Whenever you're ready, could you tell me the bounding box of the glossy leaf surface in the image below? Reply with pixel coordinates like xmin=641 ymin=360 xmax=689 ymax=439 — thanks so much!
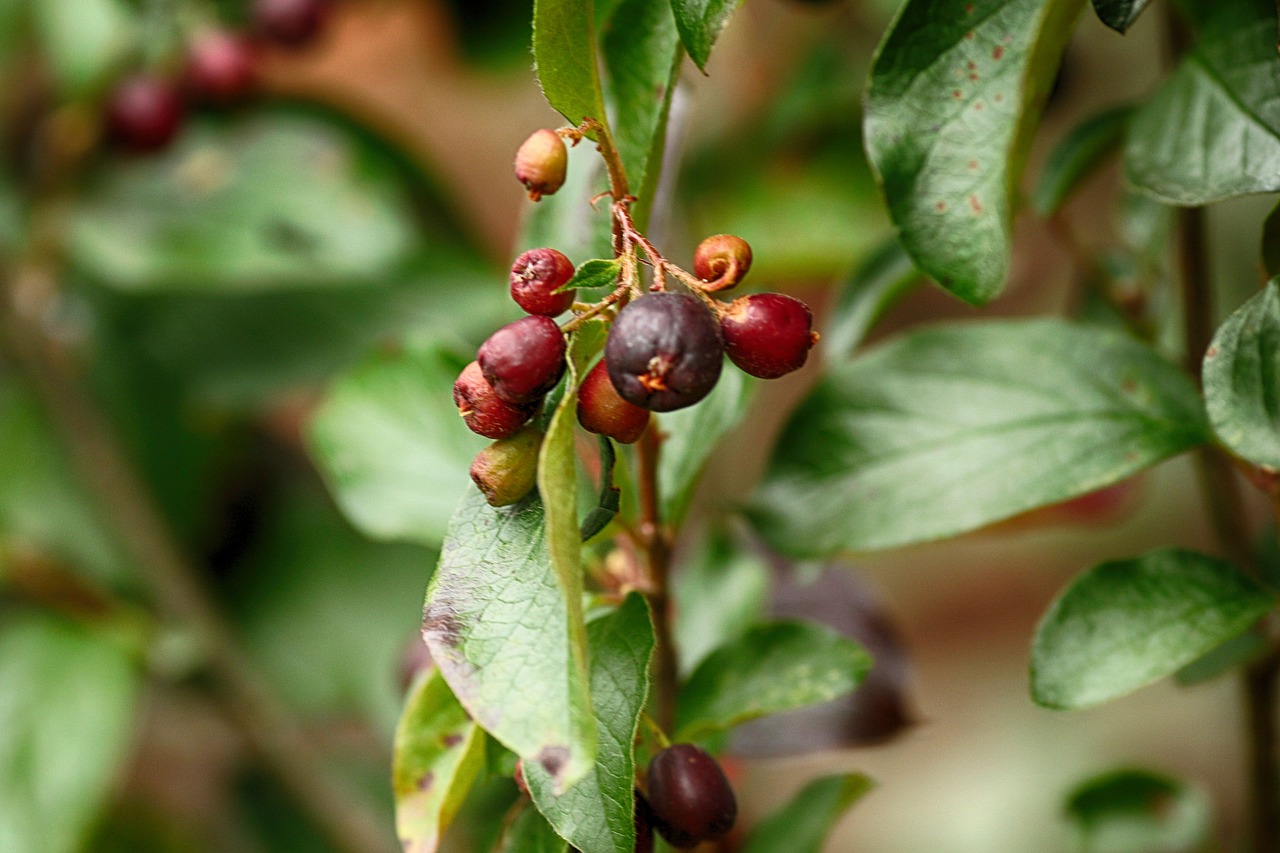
xmin=1090 ymin=0 xmax=1152 ymax=33
xmin=533 ymin=0 xmax=607 ymax=127
xmin=670 ymin=0 xmax=741 ymax=71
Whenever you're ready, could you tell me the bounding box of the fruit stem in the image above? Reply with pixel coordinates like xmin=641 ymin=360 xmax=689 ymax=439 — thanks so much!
xmin=636 ymin=422 xmax=679 ymax=732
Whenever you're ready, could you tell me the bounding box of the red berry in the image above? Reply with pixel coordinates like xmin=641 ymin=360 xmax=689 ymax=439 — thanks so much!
xmin=514 ymin=129 xmax=568 ymax=201
xmin=646 ymin=744 xmax=737 ymax=848
xmin=253 ymin=0 xmax=332 ymax=48
xmin=453 ymin=361 xmax=536 ymax=439
xmin=693 ymin=234 xmax=752 ymax=292
xmin=477 ymin=316 xmax=567 ymax=406
xmin=510 ymin=248 xmax=576 ymax=316
xmin=605 ymin=292 xmax=724 ymax=413
xmin=105 ymin=73 xmax=185 ymax=153
xmin=720 ymin=293 xmax=817 ymax=378
xmin=577 ymin=359 xmax=650 ymax=444
xmin=185 ymin=30 xmax=258 ymax=105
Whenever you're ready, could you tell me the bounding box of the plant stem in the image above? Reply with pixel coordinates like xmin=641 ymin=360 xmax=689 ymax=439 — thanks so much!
xmin=0 ymin=266 xmax=397 ymax=853
xmin=636 ymin=424 xmax=678 ymax=732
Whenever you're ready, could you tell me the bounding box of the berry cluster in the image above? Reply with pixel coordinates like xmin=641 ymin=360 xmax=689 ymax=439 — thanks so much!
xmin=456 ymin=127 xmax=819 ymax=507
xmin=104 ymin=0 xmax=334 ymax=154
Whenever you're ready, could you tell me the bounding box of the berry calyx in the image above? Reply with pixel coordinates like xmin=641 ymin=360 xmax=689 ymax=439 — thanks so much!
xmin=605 ymin=292 xmax=724 ymax=413
xmin=105 ymin=73 xmax=186 ymax=153
xmin=721 ymin=292 xmax=818 ymax=378
xmin=510 ymin=248 xmax=576 ymax=316
xmin=453 ymin=361 xmax=537 ymax=439
xmin=470 ymin=425 xmax=543 ymax=507
xmin=253 ymin=0 xmax=333 ymax=48
xmin=477 ymin=315 xmax=567 ymax=405
xmin=184 ymin=30 xmax=258 ymax=105
xmin=645 ymin=744 xmax=737 ymax=848
xmin=577 ymin=359 xmax=650 ymax=444
xmin=514 ymin=129 xmax=568 ymax=201
xmin=693 ymin=234 xmax=752 ymax=292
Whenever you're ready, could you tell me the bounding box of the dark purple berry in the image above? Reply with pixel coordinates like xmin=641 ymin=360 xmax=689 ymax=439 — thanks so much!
xmin=453 ymin=361 xmax=536 ymax=439
xmin=514 ymin=129 xmax=567 ymax=201
xmin=105 ymin=73 xmax=185 ymax=153
xmin=646 ymin=744 xmax=737 ymax=848
xmin=510 ymin=248 xmax=576 ymax=316
xmin=253 ymin=0 xmax=332 ymax=48
xmin=604 ymin=293 xmax=724 ymax=413
xmin=693 ymin=234 xmax=752 ymax=292
xmin=477 ymin=316 xmax=567 ymax=406
xmin=721 ymin=293 xmax=817 ymax=379
xmin=634 ymin=791 xmax=655 ymax=853
xmin=185 ymin=29 xmax=258 ymax=105
xmin=577 ymin=359 xmax=650 ymax=444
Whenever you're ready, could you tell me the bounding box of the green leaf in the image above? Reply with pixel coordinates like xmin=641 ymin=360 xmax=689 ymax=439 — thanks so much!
xmin=0 ymin=614 xmax=140 ymax=853
xmin=1203 ymin=279 xmax=1280 ymax=470
xmin=533 ymin=0 xmax=608 ymax=127
xmin=1032 ymin=106 xmax=1132 ymax=216
xmin=675 ymin=620 xmax=871 ymax=742
xmin=1126 ymin=0 xmax=1280 ymax=204
xmin=309 ymin=344 xmax=478 ymax=547
xmin=865 ymin=0 xmax=1082 ymax=304
xmin=34 ymin=0 xmax=135 ymax=96
xmin=1175 ymin=629 xmax=1267 ymax=686
xmin=670 ymin=0 xmax=743 ymax=71
xmin=751 ymin=319 xmax=1209 ymax=556
xmin=673 ymin=528 xmax=769 ymax=676
xmin=1031 ymin=548 xmax=1274 ymax=710
xmin=1065 ymin=768 xmax=1211 ymax=853
xmin=494 ymin=804 xmax=569 ymax=853
xmin=740 ymin=773 xmax=874 ymax=853
xmin=1262 ymin=200 xmax=1280 ymax=278
xmin=1090 ymin=0 xmax=1152 ymax=33
xmin=69 ymin=115 xmax=418 ymax=291
xmin=822 ymin=238 xmax=923 ymax=363
xmin=559 ymin=259 xmax=621 ymax=293
xmin=393 ymin=668 xmax=487 ymax=853
xmin=423 ymin=492 xmax=596 ymax=791
xmin=657 ymin=367 xmax=754 ymax=523
xmin=527 ymin=593 xmax=654 ymax=853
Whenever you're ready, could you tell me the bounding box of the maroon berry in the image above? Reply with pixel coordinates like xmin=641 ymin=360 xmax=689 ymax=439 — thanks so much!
xmin=605 ymin=292 xmax=723 ymax=413
xmin=514 ymin=129 xmax=568 ymax=201
xmin=577 ymin=359 xmax=649 ymax=444
xmin=693 ymin=234 xmax=752 ymax=292
xmin=105 ymin=73 xmax=185 ymax=153
xmin=721 ymin=293 xmax=818 ymax=379
xmin=645 ymin=744 xmax=737 ymax=848
xmin=453 ymin=361 xmax=536 ymax=439
xmin=634 ymin=791 xmax=655 ymax=853
xmin=477 ymin=316 xmax=567 ymax=406
xmin=253 ymin=0 xmax=332 ymax=48
xmin=510 ymin=248 xmax=576 ymax=316
xmin=185 ymin=30 xmax=258 ymax=105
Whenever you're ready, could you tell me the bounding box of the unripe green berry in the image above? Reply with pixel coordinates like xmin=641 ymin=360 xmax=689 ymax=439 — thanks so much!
xmin=514 ymin=129 xmax=568 ymax=201
xmin=693 ymin=234 xmax=752 ymax=292
xmin=470 ymin=425 xmax=543 ymax=507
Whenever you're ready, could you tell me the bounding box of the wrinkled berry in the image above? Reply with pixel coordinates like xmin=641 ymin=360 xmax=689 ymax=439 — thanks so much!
xmin=470 ymin=425 xmax=542 ymax=507
xmin=693 ymin=234 xmax=752 ymax=292
xmin=253 ymin=0 xmax=332 ymax=48
xmin=646 ymin=744 xmax=737 ymax=848
xmin=576 ymin=359 xmax=650 ymax=444
xmin=510 ymin=248 xmax=576 ymax=316
xmin=514 ymin=129 xmax=567 ymax=201
xmin=604 ymin=293 xmax=723 ymax=413
xmin=105 ymin=73 xmax=185 ymax=153
xmin=185 ymin=30 xmax=258 ymax=105
xmin=721 ymin=293 xmax=817 ymax=378
xmin=478 ymin=316 xmax=567 ymax=405
xmin=453 ymin=361 xmax=536 ymax=439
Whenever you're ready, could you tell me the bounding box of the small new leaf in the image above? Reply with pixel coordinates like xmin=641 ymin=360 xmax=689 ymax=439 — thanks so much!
xmin=557 ymin=259 xmax=622 ymax=294
xmin=670 ymin=0 xmax=743 ymax=71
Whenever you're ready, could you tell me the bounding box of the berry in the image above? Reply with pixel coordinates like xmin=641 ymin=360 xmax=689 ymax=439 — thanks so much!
xmin=105 ymin=73 xmax=185 ymax=153
xmin=514 ymin=129 xmax=568 ymax=201
xmin=721 ymin=293 xmax=818 ymax=378
xmin=510 ymin=248 xmax=576 ymax=316
xmin=470 ymin=425 xmax=542 ymax=507
xmin=605 ymin=292 xmax=724 ymax=413
xmin=693 ymin=234 xmax=752 ymax=292
xmin=634 ymin=791 xmax=655 ymax=853
xmin=253 ymin=0 xmax=332 ymax=48
xmin=477 ymin=316 xmax=567 ymax=406
xmin=645 ymin=744 xmax=737 ymax=848
xmin=453 ymin=361 xmax=536 ymax=439
xmin=185 ymin=30 xmax=258 ymax=105
xmin=577 ymin=359 xmax=649 ymax=444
